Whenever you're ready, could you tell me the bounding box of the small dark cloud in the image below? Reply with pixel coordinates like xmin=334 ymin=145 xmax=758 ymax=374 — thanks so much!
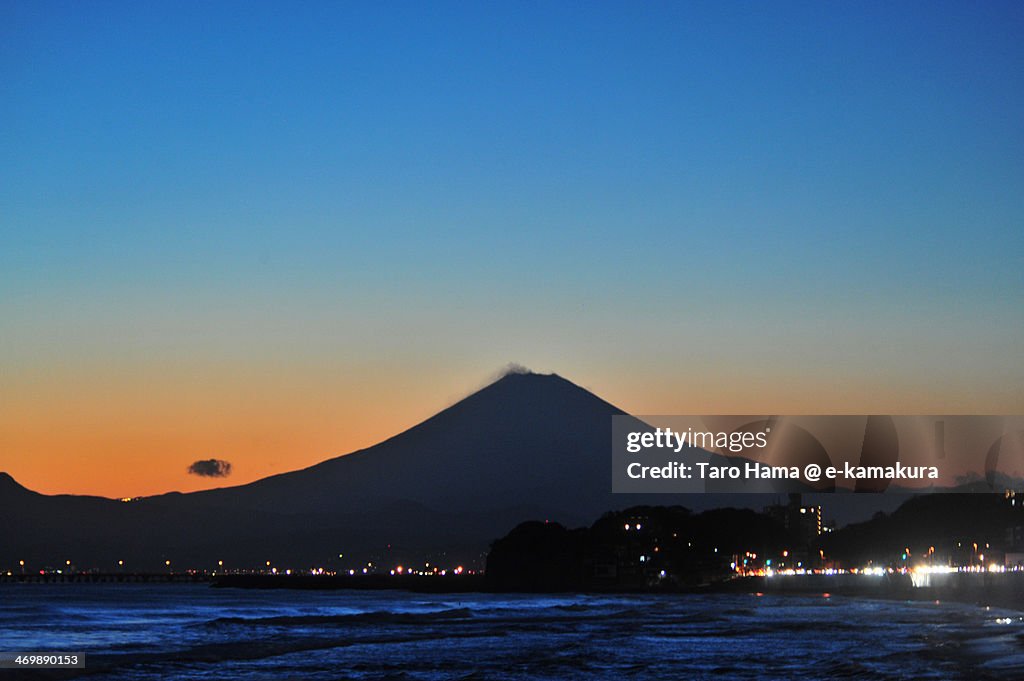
xmin=187 ymin=459 xmax=232 ymax=478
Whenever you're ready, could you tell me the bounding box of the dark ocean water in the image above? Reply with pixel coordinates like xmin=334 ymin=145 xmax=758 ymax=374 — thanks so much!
xmin=1 ymin=584 xmax=1022 ymax=680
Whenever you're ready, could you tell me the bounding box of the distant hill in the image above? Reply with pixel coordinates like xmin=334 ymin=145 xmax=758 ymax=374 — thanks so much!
xmin=822 ymin=493 xmax=1020 ymax=565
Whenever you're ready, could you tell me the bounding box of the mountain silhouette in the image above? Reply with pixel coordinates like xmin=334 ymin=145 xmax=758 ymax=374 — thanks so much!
xmin=1 ymin=372 xmax=659 ymax=569
xmin=192 ymin=371 xmax=629 ymax=514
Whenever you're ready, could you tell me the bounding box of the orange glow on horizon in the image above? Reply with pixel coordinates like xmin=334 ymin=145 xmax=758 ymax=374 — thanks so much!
xmin=3 ymin=363 xmax=1020 ymax=498
xmin=1 ymin=362 xmax=477 ymax=498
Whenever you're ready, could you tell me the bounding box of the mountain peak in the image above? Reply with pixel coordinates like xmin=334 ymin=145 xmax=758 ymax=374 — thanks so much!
xmin=490 ymin=368 xmax=563 ymax=385
xmin=467 ymin=369 xmax=617 ymax=413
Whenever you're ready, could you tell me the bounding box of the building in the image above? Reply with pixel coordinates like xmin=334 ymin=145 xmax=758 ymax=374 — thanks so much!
xmin=766 ymin=493 xmax=822 ymax=545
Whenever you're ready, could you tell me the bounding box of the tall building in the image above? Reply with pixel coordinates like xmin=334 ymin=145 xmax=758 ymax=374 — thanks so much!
xmin=766 ymin=493 xmax=822 ymax=545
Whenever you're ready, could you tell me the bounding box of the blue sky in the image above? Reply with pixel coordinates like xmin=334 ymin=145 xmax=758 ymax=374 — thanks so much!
xmin=1 ymin=1 xmax=1022 ymax=493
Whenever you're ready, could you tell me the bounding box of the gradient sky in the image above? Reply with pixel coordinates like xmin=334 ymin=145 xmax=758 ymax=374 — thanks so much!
xmin=2 ymin=1 xmax=1022 ymax=498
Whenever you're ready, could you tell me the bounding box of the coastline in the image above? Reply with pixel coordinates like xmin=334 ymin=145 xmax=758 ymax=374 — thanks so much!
xmin=209 ymin=570 xmax=1024 ymax=612
xmin=707 ymin=572 xmax=1024 ymax=612
xmin=7 ymin=570 xmax=1022 ymax=613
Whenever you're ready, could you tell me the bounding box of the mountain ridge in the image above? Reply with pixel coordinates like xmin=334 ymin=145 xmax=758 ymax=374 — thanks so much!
xmin=0 ymin=371 xmax=648 ymax=568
